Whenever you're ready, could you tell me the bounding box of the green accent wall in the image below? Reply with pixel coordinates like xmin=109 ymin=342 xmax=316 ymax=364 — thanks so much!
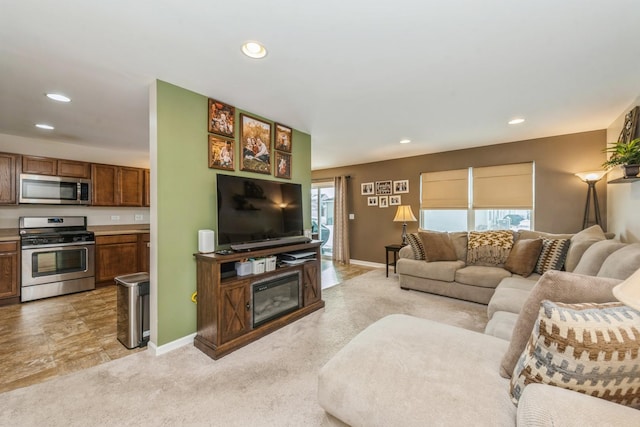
xmin=156 ymin=80 xmax=311 ymax=345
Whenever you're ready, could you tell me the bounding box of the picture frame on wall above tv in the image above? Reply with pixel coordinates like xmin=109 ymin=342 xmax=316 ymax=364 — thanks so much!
xmin=274 ymin=151 xmax=292 ymax=179
xmin=208 ymin=98 xmax=235 ymax=138
xmin=275 ymin=123 xmax=292 ymax=153
xmin=241 ymin=113 xmax=272 ymax=175
xmin=208 ymin=135 xmax=234 ymax=171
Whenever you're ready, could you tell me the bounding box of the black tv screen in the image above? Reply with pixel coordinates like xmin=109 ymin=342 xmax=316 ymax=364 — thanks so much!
xmin=217 ymin=174 xmax=304 ymax=246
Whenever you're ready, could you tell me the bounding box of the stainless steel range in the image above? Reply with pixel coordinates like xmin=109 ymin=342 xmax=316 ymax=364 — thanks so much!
xmin=19 ymin=216 xmax=95 ymax=302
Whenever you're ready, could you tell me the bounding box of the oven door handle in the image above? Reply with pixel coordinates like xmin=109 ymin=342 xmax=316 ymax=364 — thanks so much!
xmin=21 ymin=241 xmax=95 ymax=250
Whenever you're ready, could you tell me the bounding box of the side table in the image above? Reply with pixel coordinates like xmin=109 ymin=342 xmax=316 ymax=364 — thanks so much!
xmin=385 ymin=244 xmax=405 ymax=277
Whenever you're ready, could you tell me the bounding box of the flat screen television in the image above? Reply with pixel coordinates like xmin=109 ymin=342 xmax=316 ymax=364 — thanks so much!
xmin=216 ymin=174 xmax=305 ymax=250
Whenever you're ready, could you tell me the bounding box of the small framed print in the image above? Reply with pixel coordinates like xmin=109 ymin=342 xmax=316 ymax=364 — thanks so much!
xmin=361 ymin=182 xmax=374 ymax=195
xmin=240 ymin=114 xmax=272 ymax=175
xmin=208 ymin=135 xmax=234 ymax=171
xmin=394 ymin=180 xmax=409 ymax=194
xmin=274 ymin=151 xmax=292 ymax=179
xmin=208 ymin=98 xmax=235 ymax=138
xmin=367 ymin=196 xmax=378 ymax=206
xmin=379 ymin=196 xmax=389 ymax=208
xmin=389 ymin=195 xmax=401 ymax=205
xmin=376 ymin=180 xmax=392 ymax=195
xmin=275 ymin=123 xmax=293 ymax=152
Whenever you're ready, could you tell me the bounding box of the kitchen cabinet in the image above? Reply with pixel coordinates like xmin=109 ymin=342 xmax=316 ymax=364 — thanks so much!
xmin=0 ymin=153 xmax=19 ymax=205
xmin=194 ymin=241 xmax=323 ymax=359
xmin=92 ymin=164 xmax=144 ymax=207
xmin=0 ymin=241 xmax=19 ymax=303
xmin=143 ymin=169 xmax=150 ymax=207
xmin=139 ymin=233 xmax=150 ymax=273
xmin=22 ymin=155 xmax=90 ymax=178
xmin=95 ymin=234 xmax=140 ymax=285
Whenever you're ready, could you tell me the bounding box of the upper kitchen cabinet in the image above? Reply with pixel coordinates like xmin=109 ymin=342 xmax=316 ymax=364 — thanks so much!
xmin=22 ymin=155 xmax=91 ymax=179
xmin=0 ymin=153 xmax=19 ymax=205
xmin=92 ymin=164 xmax=145 ymax=207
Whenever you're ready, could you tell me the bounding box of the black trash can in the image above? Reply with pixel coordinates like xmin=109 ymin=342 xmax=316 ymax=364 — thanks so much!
xmin=116 ymin=272 xmax=150 ymax=349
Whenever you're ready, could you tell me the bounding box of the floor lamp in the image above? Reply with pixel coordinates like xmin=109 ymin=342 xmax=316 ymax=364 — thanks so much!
xmin=575 ymin=171 xmax=607 ymax=229
xmin=393 ymin=205 xmax=417 ymax=245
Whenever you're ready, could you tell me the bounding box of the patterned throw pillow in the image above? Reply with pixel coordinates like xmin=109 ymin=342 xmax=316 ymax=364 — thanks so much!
xmin=466 ymin=230 xmax=514 ymax=266
xmin=405 ymin=233 xmax=425 ymax=260
xmin=534 ymin=238 xmax=570 ymax=275
xmin=510 ymin=301 xmax=640 ymax=408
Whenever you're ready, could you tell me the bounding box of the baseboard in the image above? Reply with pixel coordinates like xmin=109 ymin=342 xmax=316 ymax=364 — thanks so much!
xmin=350 ymin=259 xmax=385 ymax=268
xmin=148 ymin=332 xmax=196 ymax=356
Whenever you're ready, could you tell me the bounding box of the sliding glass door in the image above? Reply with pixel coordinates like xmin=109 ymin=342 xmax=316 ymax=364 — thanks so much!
xmin=311 ymin=182 xmax=334 ymax=256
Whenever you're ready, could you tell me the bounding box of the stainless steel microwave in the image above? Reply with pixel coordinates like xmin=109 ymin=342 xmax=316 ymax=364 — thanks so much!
xmin=19 ymin=174 xmax=91 ymax=205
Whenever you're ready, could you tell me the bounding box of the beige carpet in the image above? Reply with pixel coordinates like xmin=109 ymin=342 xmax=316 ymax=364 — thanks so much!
xmin=0 ymin=269 xmax=487 ymax=426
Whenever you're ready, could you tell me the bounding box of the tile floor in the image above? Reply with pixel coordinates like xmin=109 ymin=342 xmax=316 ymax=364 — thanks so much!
xmin=0 ymin=260 xmax=374 ymax=394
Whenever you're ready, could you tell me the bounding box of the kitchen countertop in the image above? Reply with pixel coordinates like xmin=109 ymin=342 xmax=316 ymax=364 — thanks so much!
xmin=0 ymin=228 xmax=19 ymax=242
xmin=89 ymin=224 xmax=150 ymax=236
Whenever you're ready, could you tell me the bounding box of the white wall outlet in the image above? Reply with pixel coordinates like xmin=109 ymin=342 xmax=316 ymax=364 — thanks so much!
xmin=110 ymin=215 xmax=120 ymax=221
xmin=349 ymin=213 xmax=355 ymax=220
xmin=135 ymin=214 xmax=144 ymax=221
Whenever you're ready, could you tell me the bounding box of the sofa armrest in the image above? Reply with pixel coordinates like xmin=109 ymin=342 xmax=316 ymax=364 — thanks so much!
xmin=398 ymin=244 xmax=415 ymax=259
xmin=517 ymin=384 xmax=640 ymax=426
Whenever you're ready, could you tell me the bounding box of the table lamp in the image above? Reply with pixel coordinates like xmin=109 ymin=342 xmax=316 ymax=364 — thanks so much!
xmin=574 ymin=170 xmax=607 ymax=229
xmin=393 ymin=205 xmax=417 ymax=245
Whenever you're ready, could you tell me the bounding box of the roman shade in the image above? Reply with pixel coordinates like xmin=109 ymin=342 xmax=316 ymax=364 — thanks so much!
xmin=420 ymin=169 xmax=468 ymax=209
xmin=472 ymin=162 xmax=533 ymax=209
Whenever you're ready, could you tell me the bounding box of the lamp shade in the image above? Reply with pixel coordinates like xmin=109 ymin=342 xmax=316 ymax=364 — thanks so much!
xmin=393 ymin=205 xmax=417 ymax=222
xmin=613 ymin=268 xmax=640 ymax=311
xmin=575 ymin=170 xmax=607 ymax=182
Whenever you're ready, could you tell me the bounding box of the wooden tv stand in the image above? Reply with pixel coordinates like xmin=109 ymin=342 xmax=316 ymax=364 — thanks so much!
xmin=193 ymin=241 xmax=324 ymax=359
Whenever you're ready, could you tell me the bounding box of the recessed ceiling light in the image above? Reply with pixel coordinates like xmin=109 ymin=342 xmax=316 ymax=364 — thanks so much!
xmin=46 ymin=93 xmax=71 ymax=103
xmin=241 ymin=41 xmax=267 ymax=59
xmin=35 ymin=123 xmax=54 ymax=130
xmin=399 ymin=139 xmax=411 ymax=144
xmin=508 ymin=118 xmax=525 ymax=125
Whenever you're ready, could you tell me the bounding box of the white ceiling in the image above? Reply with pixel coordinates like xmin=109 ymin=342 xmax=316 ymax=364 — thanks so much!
xmin=2 ymin=1 xmax=640 ymax=170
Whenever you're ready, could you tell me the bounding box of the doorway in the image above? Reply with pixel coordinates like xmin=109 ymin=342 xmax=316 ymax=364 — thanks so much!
xmin=311 ymin=182 xmax=334 ymax=257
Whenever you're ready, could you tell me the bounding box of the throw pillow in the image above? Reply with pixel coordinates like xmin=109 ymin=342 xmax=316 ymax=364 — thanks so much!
xmin=499 ymin=270 xmax=622 ymax=378
xmin=534 ymin=238 xmax=570 ymax=275
xmin=466 ymin=230 xmax=514 ymax=266
xmin=504 ymin=238 xmax=543 ymax=277
xmin=405 ymin=233 xmax=425 ymax=260
xmin=510 ymin=301 xmax=640 ymax=408
xmin=564 ymin=225 xmax=606 ymax=272
xmin=418 ymin=231 xmax=457 ymax=262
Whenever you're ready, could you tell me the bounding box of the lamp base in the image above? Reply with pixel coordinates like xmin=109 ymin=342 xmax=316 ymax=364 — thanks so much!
xmin=401 ymin=223 xmax=408 ymax=245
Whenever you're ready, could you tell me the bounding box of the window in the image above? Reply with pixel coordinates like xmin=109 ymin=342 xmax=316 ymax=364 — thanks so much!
xmin=420 ymin=163 xmax=534 ymax=232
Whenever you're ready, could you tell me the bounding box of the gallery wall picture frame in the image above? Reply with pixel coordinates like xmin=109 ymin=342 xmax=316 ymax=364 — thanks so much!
xmin=208 ymin=98 xmax=235 ymax=138
xmin=367 ymin=196 xmax=378 ymax=206
xmin=618 ymin=106 xmax=639 ymax=144
xmin=275 ymin=123 xmax=293 ymax=153
xmin=394 ymin=180 xmax=409 ymax=194
xmin=240 ymin=113 xmax=272 ymax=175
xmin=389 ymin=195 xmax=401 ymax=205
xmin=208 ymin=135 xmax=235 ymax=171
xmin=361 ymin=182 xmax=374 ymax=195
xmin=376 ymin=180 xmax=392 ymax=195
xmin=274 ymin=151 xmax=292 ymax=179
xmin=379 ymin=196 xmax=389 ymax=208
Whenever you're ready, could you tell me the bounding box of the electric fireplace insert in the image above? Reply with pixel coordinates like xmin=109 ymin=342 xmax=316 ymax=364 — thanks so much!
xmin=252 ymin=272 xmax=301 ymax=328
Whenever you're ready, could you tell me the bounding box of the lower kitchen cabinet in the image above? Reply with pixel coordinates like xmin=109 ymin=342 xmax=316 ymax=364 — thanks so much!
xmin=0 ymin=241 xmax=19 ymax=303
xmin=95 ymin=233 xmax=151 ymax=286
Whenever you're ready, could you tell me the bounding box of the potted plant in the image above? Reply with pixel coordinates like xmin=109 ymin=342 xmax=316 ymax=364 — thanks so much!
xmin=602 ymin=137 xmax=640 ymax=178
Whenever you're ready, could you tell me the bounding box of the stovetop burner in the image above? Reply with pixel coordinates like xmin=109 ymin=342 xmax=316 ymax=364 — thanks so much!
xmin=19 ymin=216 xmax=94 ymax=247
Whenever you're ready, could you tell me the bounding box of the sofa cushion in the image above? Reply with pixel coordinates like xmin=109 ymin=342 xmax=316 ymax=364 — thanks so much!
xmin=510 ymin=301 xmax=640 ymax=408
xmin=466 ymin=230 xmax=514 ymax=266
xmin=504 ymin=238 xmax=543 ymax=277
xmin=487 ymin=276 xmax=539 ymax=320
xmin=517 ymin=383 xmax=640 ymax=427
xmin=405 ymin=232 xmax=425 ymax=260
xmin=455 ymin=265 xmax=512 ymax=289
xmin=533 ymin=238 xmax=570 ymax=274
xmin=572 ymin=239 xmax=626 ymax=276
xmin=499 ymin=271 xmax=621 ymax=378
xmin=318 ymin=314 xmax=515 ymax=427
xmin=449 ymin=231 xmax=468 ymax=262
xmin=564 ymin=225 xmax=606 ymax=272
xmin=396 ymin=259 xmax=465 ymax=282
xmin=419 ymin=231 xmax=457 ymax=262
xmin=597 ymin=243 xmax=640 ymax=280
xmin=485 ymin=311 xmax=519 ymax=341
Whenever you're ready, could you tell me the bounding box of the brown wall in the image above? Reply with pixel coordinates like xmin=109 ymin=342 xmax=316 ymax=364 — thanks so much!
xmin=313 ymin=130 xmax=607 ymax=264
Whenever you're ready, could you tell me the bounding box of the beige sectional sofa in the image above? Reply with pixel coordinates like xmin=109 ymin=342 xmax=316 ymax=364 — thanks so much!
xmin=318 ymin=230 xmax=640 ymax=426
